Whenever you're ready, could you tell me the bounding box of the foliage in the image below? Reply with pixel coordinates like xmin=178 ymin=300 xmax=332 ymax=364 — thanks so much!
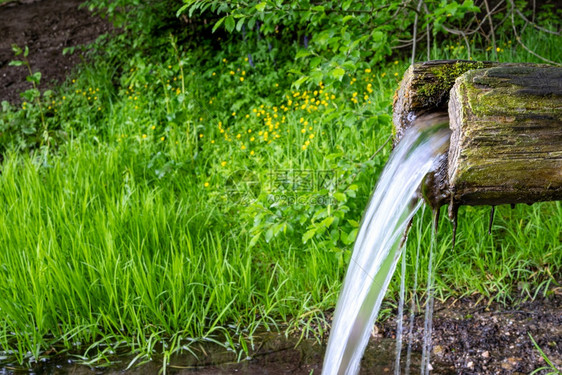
xmin=180 ymin=0 xmax=482 ymax=88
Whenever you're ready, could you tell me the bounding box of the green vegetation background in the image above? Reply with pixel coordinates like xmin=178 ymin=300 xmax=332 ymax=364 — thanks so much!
xmin=0 ymin=0 xmax=560 ymax=368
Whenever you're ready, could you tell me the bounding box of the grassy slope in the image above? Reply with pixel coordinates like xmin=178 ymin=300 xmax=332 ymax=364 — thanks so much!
xmin=0 ymin=18 xmax=560 ymax=366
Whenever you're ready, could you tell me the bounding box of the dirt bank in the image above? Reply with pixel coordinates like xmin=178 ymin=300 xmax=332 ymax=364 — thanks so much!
xmin=0 ymin=0 xmax=112 ymax=104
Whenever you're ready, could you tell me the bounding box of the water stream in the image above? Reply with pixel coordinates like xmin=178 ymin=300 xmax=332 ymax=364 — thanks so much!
xmin=322 ymin=122 xmax=450 ymax=375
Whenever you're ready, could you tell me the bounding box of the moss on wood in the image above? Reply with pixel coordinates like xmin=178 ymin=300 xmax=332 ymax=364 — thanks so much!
xmin=416 ymin=61 xmax=485 ymax=105
xmin=448 ymin=66 xmax=562 ymax=206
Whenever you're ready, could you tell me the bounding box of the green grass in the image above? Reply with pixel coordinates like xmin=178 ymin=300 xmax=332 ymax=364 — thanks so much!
xmin=0 ymin=141 xmax=343 ymax=363
xmin=0 ymin=15 xmax=561 ymax=369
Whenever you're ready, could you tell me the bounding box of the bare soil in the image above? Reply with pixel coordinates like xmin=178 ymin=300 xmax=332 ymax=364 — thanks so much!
xmin=0 ymin=0 xmax=112 ymax=104
xmin=383 ymin=293 xmax=562 ymax=374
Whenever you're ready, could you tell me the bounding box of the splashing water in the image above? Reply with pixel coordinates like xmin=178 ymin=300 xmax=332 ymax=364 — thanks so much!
xmin=322 ymin=122 xmax=450 ymax=375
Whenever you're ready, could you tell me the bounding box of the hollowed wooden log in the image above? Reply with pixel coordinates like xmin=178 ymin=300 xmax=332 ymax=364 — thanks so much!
xmin=392 ymin=60 xmax=496 ymax=145
xmin=448 ymin=66 xmax=562 ymax=206
xmin=393 ymin=60 xmax=562 ymax=209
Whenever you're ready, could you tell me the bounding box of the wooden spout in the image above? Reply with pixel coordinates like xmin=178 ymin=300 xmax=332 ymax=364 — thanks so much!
xmin=393 ymin=60 xmax=562 ymax=209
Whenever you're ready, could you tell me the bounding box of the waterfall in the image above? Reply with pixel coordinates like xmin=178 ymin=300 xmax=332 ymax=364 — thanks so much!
xmin=322 ymin=121 xmax=450 ymax=375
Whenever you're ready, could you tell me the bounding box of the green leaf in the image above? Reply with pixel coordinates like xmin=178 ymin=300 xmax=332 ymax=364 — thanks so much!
xmin=264 ymin=227 xmax=274 ymax=243
xmin=62 ymin=47 xmax=76 ymax=56
xmin=21 ymin=89 xmax=38 ymax=101
xmin=302 ymin=229 xmax=316 ymax=244
xmin=1 ymin=101 xmax=11 ymax=112
xmin=295 ymin=49 xmax=311 ymax=59
xmin=255 ymin=2 xmax=266 ymax=12
xmin=309 ymin=70 xmax=324 ymax=85
xmin=176 ymin=3 xmax=189 ymax=17
xmin=372 ymin=30 xmax=385 ymax=42
xmin=225 ymin=16 xmax=235 ymax=33
xmin=348 ymin=219 xmax=359 ymax=228
xmin=9 ymin=60 xmax=23 ymax=67
xmin=320 ymin=216 xmax=335 ymax=228
xmin=333 ymin=192 xmax=346 ymax=202
xmin=249 ymin=233 xmax=261 ymax=248
xmin=235 ymin=17 xmax=245 ymax=32
xmin=313 ymin=31 xmax=331 ymax=46
xmin=212 ymin=16 xmax=226 ymax=33
xmin=21 ymin=124 xmax=37 ymax=135
xmin=247 ymin=16 xmax=256 ymax=30
xmin=341 ymin=228 xmax=358 ymax=245
xmin=342 ymin=61 xmax=356 ymax=71
xmin=292 ymin=75 xmax=308 ymax=89
xmin=310 ymin=57 xmax=322 ymax=68
xmin=26 ymin=72 xmax=41 ymax=84
xmin=11 ymin=44 xmax=22 ymax=56
xmin=331 ymin=67 xmax=345 ymax=81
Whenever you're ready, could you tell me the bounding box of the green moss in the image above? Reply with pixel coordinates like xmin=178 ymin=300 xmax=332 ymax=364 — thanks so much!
xmin=461 ymin=67 xmax=562 ymax=117
xmin=417 ymin=61 xmax=485 ymax=105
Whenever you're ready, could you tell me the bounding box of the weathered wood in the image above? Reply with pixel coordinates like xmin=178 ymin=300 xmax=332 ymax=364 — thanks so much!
xmin=392 ymin=60 xmax=561 ymax=209
xmin=447 ymin=66 xmax=562 ymax=206
xmin=393 ymin=60 xmax=495 ymax=144
xmin=393 ymin=60 xmax=497 ymax=208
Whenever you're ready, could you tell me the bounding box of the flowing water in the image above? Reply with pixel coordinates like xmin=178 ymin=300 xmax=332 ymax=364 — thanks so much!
xmin=322 ymin=122 xmax=450 ymax=375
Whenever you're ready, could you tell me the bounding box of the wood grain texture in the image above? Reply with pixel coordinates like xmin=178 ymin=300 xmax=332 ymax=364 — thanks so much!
xmin=448 ymin=66 xmax=562 ymax=206
xmin=392 ymin=60 xmax=495 ymax=144
xmin=393 ymin=61 xmax=561 ymax=208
